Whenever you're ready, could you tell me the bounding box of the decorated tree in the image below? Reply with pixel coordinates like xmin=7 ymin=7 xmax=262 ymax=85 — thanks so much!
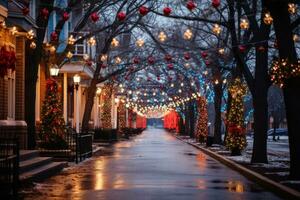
xmin=118 ymin=101 xmax=126 ymax=129
xmin=225 ymin=79 xmax=247 ymax=155
xmin=195 ymin=97 xmax=208 ymax=143
xmin=40 ymin=79 xmax=67 ymax=150
xmin=101 ymin=83 xmax=114 ymax=128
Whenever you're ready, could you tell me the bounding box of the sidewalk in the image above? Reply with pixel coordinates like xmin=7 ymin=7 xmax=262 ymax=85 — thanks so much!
xmin=174 ymin=134 xmax=300 ymax=199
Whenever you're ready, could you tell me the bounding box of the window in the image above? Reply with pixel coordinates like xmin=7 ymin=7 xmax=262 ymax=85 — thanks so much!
xmin=72 ymin=32 xmax=87 ymax=56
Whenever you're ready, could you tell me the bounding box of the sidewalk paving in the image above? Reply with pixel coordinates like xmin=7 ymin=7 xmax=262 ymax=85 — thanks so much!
xmin=20 ymin=129 xmax=283 ymax=200
xmin=175 ymin=134 xmax=300 ymax=199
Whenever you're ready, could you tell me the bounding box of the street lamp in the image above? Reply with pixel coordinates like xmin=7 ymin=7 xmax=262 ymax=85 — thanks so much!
xmin=96 ymin=88 xmax=102 ymax=95
xmin=73 ymin=74 xmax=81 ymax=133
xmin=73 ymin=74 xmax=81 ymax=90
xmin=49 ymin=64 xmax=59 ymax=76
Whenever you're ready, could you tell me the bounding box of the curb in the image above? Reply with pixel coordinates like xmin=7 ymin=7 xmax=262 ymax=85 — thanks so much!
xmin=174 ymin=134 xmax=300 ymax=200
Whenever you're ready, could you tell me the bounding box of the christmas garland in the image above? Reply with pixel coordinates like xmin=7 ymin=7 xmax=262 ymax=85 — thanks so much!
xmin=0 ymin=46 xmax=16 ymax=77
xmin=269 ymin=58 xmax=300 ymax=87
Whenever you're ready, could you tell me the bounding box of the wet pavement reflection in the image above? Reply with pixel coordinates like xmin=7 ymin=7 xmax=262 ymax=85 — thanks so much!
xmin=21 ymin=129 xmax=283 ymax=200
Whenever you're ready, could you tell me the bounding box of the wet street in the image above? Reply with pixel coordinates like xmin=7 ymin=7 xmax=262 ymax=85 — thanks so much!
xmin=21 ymin=129 xmax=282 ymax=200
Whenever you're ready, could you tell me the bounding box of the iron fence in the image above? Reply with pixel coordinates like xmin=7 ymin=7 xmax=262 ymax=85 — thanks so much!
xmin=0 ymin=138 xmax=19 ymax=198
xmin=75 ymin=132 xmax=93 ymax=163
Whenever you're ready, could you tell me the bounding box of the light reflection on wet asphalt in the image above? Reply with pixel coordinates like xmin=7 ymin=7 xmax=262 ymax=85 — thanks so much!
xmin=21 ymin=129 xmax=283 ymax=200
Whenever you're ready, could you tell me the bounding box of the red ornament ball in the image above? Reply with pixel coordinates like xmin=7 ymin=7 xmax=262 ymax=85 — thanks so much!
xmin=205 ymin=60 xmax=211 ymax=66
xmin=133 ymin=57 xmax=140 ymax=64
xmin=167 ymin=63 xmax=174 ymax=70
xmin=62 ymin=12 xmax=69 ymax=21
xmin=90 ymin=12 xmax=99 ymax=22
xmin=186 ymin=1 xmax=197 ymax=11
xmin=257 ymin=46 xmax=265 ymax=52
xmin=148 ymin=56 xmax=155 ymax=65
xmin=50 ymin=31 xmax=58 ymax=42
xmin=164 ymin=54 xmax=172 ymax=62
xmin=201 ymin=51 xmax=208 ymax=58
xmin=163 ymin=7 xmax=172 ymax=16
xmin=22 ymin=7 xmax=30 ymax=15
xmin=117 ymin=12 xmax=126 ymax=21
xmin=212 ymin=0 xmax=221 ymax=8
xmin=41 ymin=8 xmax=49 ymax=19
xmin=139 ymin=6 xmax=149 ymax=16
xmin=86 ymin=60 xmax=93 ymax=66
xmin=184 ymin=52 xmax=191 ymax=60
xmin=239 ymin=45 xmax=246 ymax=53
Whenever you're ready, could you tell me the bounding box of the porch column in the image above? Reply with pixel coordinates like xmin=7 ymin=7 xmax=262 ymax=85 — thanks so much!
xmin=63 ymin=73 xmax=68 ymax=123
xmin=35 ymin=65 xmax=40 ymax=122
xmin=93 ymin=96 xmax=99 ymax=128
xmin=75 ymin=85 xmax=81 ymax=133
xmin=125 ymin=108 xmax=128 ymax=127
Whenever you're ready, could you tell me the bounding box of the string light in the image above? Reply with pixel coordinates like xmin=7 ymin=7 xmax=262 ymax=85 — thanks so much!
xmin=26 ymin=29 xmax=35 ymax=40
xmin=11 ymin=26 xmax=17 ymax=35
xmin=158 ymin=31 xmax=167 ymax=42
xmin=66 ymin=51 xmax=73 ymax=59
xmin=240 ymin=18 xmax=249 ymax=30
xmin=293 ymin=34 xmax=299 ymax=42
xmin=83 ymin=54 xmax=90 ymax=61
xmin=136 ymin=38 xmax=144 ymax=47
xmin=30 ymin=41 xmax=36 ymax=49
xmin=99 ymin=54 xmax=107 ymax=62
xmin=225 ymin=78 xmax=247 ymax=154
xmin=288 ymin=3 xmax=297 ymax=14
xmin=115 ymin=56 xmax=122 ymax=64
xmin=183 ymin=29 xmax=193 ymax=40
xmin=50 ymin=46 xmax=56 ymax=53
xmin=218 ymin=48 xmax=225 ymax=55
xmin=68 ymin=35 xmax=76 ymax=45
xmin=263 ymin=12 xmax=273 ymax=25
xmin=87 ymin=37 xmax=96 ymax=46
xmin=111 ymin=38 xmax=119 ymax=47
xmin=212 ymin=24 xmax=221 ymax=35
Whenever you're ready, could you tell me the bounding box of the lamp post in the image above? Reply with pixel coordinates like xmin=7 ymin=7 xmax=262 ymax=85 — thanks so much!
xmin=115 ymin=97 xmax=120 ymax=129
xmin=94 ymin=88 xmax=101 ymax=128
xmin=73 ymin=74 xmax=81 ymax=133
xmin=49 ymin=64 xmax=59 ymax=76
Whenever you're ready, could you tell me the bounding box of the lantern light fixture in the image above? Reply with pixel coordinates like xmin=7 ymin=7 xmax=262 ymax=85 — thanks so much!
xmin=49 ymin=64 xmax=59 ymax=76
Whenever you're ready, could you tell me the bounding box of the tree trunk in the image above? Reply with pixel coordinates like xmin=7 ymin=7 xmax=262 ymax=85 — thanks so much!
xmin=25 ymin=41 xmax=43 ymax=149
xmin=273 ymin=116 xmax=278 ymax=141
xmin=179 ymin=115 xmax=185 ymax=135
xmin=185 ymin=105 xmax=190 ymax=136
xmin=265 ymin=1 xmax=300 ymax=179
xmin=223 ymin=91 xmax=232 ymax=145
xmin=251 ymin=32 xmax=269 ymax=163
xmin=189 ymin=102 xmax=195 ymax=138
xmin=81 ymin=39 xmax=113 ymax=132
xmin=81 ymin=62 xmax=103 ymax=132
xmin=213 ymin=82 xmax=223 ymax=144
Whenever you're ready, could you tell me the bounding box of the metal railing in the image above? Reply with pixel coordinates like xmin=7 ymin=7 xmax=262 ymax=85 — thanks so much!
xmin=0 ymin=138 xmax=19 ymax=198
xmin=75 ymin=132 xmax=93 ymax=163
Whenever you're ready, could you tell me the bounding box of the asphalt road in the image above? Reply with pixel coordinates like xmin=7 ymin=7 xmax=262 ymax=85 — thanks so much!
xmin=21 ymin=129 xmax=283 ymax=200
